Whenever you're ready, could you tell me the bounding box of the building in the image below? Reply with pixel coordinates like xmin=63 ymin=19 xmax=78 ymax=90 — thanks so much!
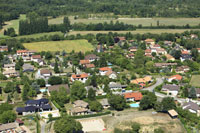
xmin=165 ymin=54 xmax=175 ymax=61
xmin=131 ymin=76 xmax=152 ymax=87
xmin=79 ymin=60 xmax=90 ymax=66
xmin=168 ymin=109 xmax=178 ymax=119
xmin=37 ymin=69 xmax=52 ymax=79
xmin=71 ymin=73 xmax=89 ymax=83
xmin=3 ymin=70 xmax=19 ymax=78
xmin=100 ymin=99 xmax=110 ymax=109
xmin=16 ymin=98 xmax=52 ymax=116
xmin=156 ymin=48 xmax=167 ymax=55
xmin=182 ymin=102 xmax=200 ymax=114
xmin=0 ymin=46 xmax=8 ymax=52
xmin=175 ymin=66 xmax=190 ymax=73
xmin=84 ymin=54 xmax=99 ymax=62
xmin=70 ymin=100 xmax=89 ymax=116
xmin=180 ymin=54 xmax=192 ymax=62
xmin=162 ymin=84 xmax=180 ymax=96
xmin=145 ymin=39 xmax=155 ymax=45
xmin=129 ymin=47 xmax=138 ymax=53
xmin=108 ymin=82 xmax=123 ymax=91
xmin=85 ymin=64 xmax=95 ymax=69
xmin=23 ymin=64 xmax=34 ymax=72
xmin=124 ymin=92 xmax=143 ymax=102
xmin=105 ymin=70 xmax=117 ymax=79
xmin=3 ymin=63 xmax=15 ymax=71
xmin=31 ymin=55 xmax=42 ymax=62
xmin=154 ymin=63 xmax=177 ymax=68
xmin=99 ymin=67 xmax=112 ymax=76
xmin=0 ymin=122 xmax=18 ymax=132
xmin=167 ymin=75 xmax=182 ymax=82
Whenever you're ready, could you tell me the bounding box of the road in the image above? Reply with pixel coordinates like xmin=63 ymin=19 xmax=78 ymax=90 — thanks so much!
xmin=142 ymin=78 xmax=164 ymax=92
xmin=40 ymin=121 xmax=46 ymax=133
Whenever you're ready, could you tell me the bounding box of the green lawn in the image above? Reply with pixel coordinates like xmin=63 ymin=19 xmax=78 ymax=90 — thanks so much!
xmin=15 ymin=32 xmax=63 ymax=39
xmin=23 ymin=39 xmax=94 ymax=53
xmin=190 ymin=75 xmax=200 ymax=87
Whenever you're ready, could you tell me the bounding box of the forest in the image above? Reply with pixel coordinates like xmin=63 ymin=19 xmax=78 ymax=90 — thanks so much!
xmin=1 ymin=0 xmax=200 ymax=28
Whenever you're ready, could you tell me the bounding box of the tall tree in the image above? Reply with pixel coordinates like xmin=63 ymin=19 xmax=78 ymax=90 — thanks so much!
xmin=70 ymin=81 xmax=86 ymax=102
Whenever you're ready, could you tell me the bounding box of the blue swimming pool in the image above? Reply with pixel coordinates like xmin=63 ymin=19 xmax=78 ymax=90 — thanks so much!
xmin=130 ymin=103 xmax=139 ymax=108
xmin=40 ymin=89 xmax=47 ymax=93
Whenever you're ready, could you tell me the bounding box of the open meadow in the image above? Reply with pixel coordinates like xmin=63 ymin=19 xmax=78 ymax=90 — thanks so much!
xmin=190 ymin=75 xmax=200 ymax=87
xmin=23 ymin=39 xmax=94 ymax=53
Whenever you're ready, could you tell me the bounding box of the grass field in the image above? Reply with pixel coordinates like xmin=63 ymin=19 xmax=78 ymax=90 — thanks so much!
xmin=23 ymin=39 xmax=94 ymax=53
xmin=49 ymin=16 xmax=200 ymax=26
xmin=15 ymin=32 xmax=64 ymax=39
xmin=190 ymin=75 xmax=200 ymax=87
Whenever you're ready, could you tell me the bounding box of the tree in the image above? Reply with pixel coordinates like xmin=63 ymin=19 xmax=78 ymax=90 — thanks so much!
xmin=134 ymin=49 xmax=145 ymax=68
xmin=189 ymin=87 xmax=197 ymax=98
xmin=131 ymin=122 xmax=141 ymax=133
xmin=63 ymin=17 xmax=71 ymax=33
xmin=7 ymin=94 xmax=12 ymax=103
xmin=45 ymin=51 xmax=53 ymax=60
xmin=54 ymin=117 xmax=82 ymax=133
xmin=88 ymin=88 xmax=96 ymax=100
xmin=89 ymin=101 xmax=103 ymax=112
xmin=22 ymin=82 xmax=30 ymax=101
xmin=0 ymin=110 xmax=16 ymax=124
xmin=4 ymin=82 xmax=15 ymax=93
xmin=0 ymin=87 xmax=2 ymax=95
xmin=54 ymin=61 xmax=60 ymax=73
xmin=48 ymin=76 xmax=62 ymax=85
xmin=154 ymin=127 xmax=164 ymax=133
xmin=37 ymin=79 xmax=46 ymax=87
xmin=161 ymin=97 xmax=176 ymax=112
xmin=108 ymin=95 xmax=126 ymax=111
xmin=139 ymin=92 xmax=157 ymax=110
xmin=70 ymin=81 xmax=86 ymax=102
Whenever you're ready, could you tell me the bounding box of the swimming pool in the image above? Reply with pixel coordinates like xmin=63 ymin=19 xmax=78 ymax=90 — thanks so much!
xmin=130 ymin=103 xmax=139 ymax=108
xmin=40 ymin=89 xmax=47 ymax=93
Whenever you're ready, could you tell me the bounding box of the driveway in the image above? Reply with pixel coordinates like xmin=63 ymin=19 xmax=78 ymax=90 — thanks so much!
xmin=40 ymin=121 xmax=46 ymax=133
xmin=142 ymin=78 xmax=164 ymax=92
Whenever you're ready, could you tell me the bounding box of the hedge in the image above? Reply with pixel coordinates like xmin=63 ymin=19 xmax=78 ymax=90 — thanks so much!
xmin=52 ymin=101 xmax=62 ymax=111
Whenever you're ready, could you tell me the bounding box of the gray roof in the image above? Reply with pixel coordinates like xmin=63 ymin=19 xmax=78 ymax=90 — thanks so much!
xmin=183 ymin=102 xmax=200 ymax=111
xmin=108 ymin=82 xmax=122 ymax=88
xmin=85 ymin=54 xmax=99 ymax=60
xmin=74 ymin=100 xmax=88 ymax=108
xmin=23 ymin=64 xmax=34 ymax=70
xmin=100 ymin=99 xmax=110 ymax=106
xmin=85 ymin=86 xmax=97 ymax=91
xmin=4 ymin=63 xmax=15 ymax=68
xmin=0 ymin=123 xmax=17 ymax=131
xmin=162 ymin=84 xmax=180 ymax=91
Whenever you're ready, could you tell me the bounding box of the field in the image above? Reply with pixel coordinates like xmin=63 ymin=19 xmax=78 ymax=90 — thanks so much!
xmin=102 ymin=109 xmax=185 ymax=133
xmin=15 ymin=32 xmax=64 ymax=39
xmin=23 ymin=39 xmax=94 ymax=53
xmin=190 ymin=75 xmax=200 ymax=87
xmin=49 ymin=16 xmax=200 ymax=26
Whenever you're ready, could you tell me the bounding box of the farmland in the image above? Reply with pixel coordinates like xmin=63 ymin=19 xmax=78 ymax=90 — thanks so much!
xmin=23 ymin=39 xmax=94 ymax=53
xmin=190 ymin=75 xmax=200 ymax=87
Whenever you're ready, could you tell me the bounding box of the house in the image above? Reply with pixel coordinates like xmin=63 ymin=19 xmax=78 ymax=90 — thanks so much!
xmin=129 ymin=47 xmax=138 ymax=53
xmin=23 ymin=64 xmax=34 ymax=72
xmin=85 ymin=54 xmax=99 ymax=62
xmin=31 ymin=55 xmax=42 ymax=62
xmin=124 ymin=92 xmax=143 ymax=102
xmin=190 ymin=34 xmax=198 ymax=39
xmin=162 ymin=84 xmax=180 ymax=96
xmin=105 ymin=70 xmax=117 ymax=79
xmin=181 ymin=50 xmax=190 ymax=55
xmin=175 ymin=66 xmax=190 ymax=73
xmin=16 ymin=98 xmax=52 ymax=116
xmin=99 ymin=67 xmax=112 ymax=76
xmin=100 ymin=99 xmax=110 ymax=109
xmin=38 ymin=59 xmax=45 ymax=66
xmin=131 ymin=76 xmax=152 ymax=87
xmin=164 ymin=41 xmax=173 ymax=46
xmin=48 ymin=84 xmax=70 ymax=95
xmin=50 ymin=63 xmax=61 ymax=69
xmin=17 ymin=50 xmax=35 ymax=62
xmin=0 ymin=46 xmax=8 ymax=52
xmin=197 ymin=48 xmax=200 ymax=53
xmin=108 ymin=82 xmax=123 ymax=91
xmin=3 ymin=63 xmax=15 ymax=71
xmin=156 ymin=48 xmax=167 ymax=55
xmin=167 ymin=75 xmax=182 ymax=82
xmin=85 ymin=64 xmax=95 ymax=69
xmin=70 ymin=100 xmax=89 ymax=116
xmin=145 ymin=39 xmax=155 ymax=45
xmin=3 ymin=70 xmax=19 ymax=78
xmin=114 ymin=36 xmax=126 ymax=43
xmin=71 ymin=73 xmax=89 ymax=83
xmin=180 ymin=54 xmax=192 ymax=62
xmin=165 ymin=54 xmax=175 ymax=61
xmin=0 ymin=122 xmax=18 ymax=132
xmin=154 ymin=63 xmax=177 ymax=68
xmin=37 ymin=69 xmax=52 ymax=79
xmin=182 ymin=102 xmax=200 ymax=114
xmin=79 ymin=60 xmax=90 ymax=66
xmin=145 ymin=49 xmax=151 ymax=55
xmin=168 ymin=109 xmax=178 ymax=119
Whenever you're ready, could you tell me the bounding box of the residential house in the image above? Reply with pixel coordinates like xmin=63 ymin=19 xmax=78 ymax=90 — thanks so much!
xmin=85 ymin=54 xmax=99 ymax=62
xmin=164 ymin=41 xmax=173 ymax=46
xmin=0 ymin=46 xmax=8 ymax=52
xmin=180 ymin=54 xmax=192 ymax=62
xmin=70 ymin=100 xmax=89 ymax=116
xmin=165 ymin=54 xmax=175 ymax=61
xmin=100 ymin=99 xmax=110 ymax=109
xmin=85 ymin=64 xmax=95 ymax=69
xmin=154 ymin=63 xmax=177 ymax=68
xmin=129 ymin=46 xmax=138 ymax=53
xmin=168 ymin=109 xmax=178 ymax=119
xmin=38 ymin=59 xmax=45 ymax=66
xmin=16 ymin=98 xmax=52 ymax=116
xmin=105 ymin=70 xmax=117 ymax=79
xmin=145 ymin=39 xmax=155 ymax=45
xmin=85 ymin=86 xmax=104 ymax=96
xmin=131 ymin=76 xmax=152 ymax=88
xmin=108 ymin=82 xmax=123 ymax=91
xmin=99 ymin=67 xmax=112 ymax=76
xmin=3 ymin=63 xmax=15 ymax=71
xmin=3 ymin=70 xmax=19 ymax=78
xmin=175 ymin=66 xmax=190 ymax=73
xmin=162 ymin=84 xmax=180 ymax=96
xmin=126 ymin=53 xmax=135 ymax=59
xmin=79 ymin=60 xmax=90 ymax=66
xmin=197 ymin=48 xmax=200 ymax=53
xmin=50 ymin=63 xmax=61 ymax=69
xmin=124 ymin=92 xmax=143 ymax=102
xmin=48 ymin=84 xmax=70 ymax=96
xmin=114 ymin=36 xmax=126 ymax=43
xmin=37 ymin=69 xmax=52 ymax=79
xmin=0 ymin=122 xmax=18 ymax=133
xmin=182 ymin=102 xmax=200 ymax=114
xmin=156 ymin=48 xmax=167 ymax=55
xmin=17 ymin=50 xmax=35 ymax=62
xmin=167 ymin=74 xmax=182 ymax=82
xmin=190 ymin=34 xmax=198 ymax=39
xmin=31 ymin=55 xmax=42 ymax=62
xmin=71 ymin=73 xmax=89 ymax=83
xmin=181 ymin=50 xmax=190 ymax=55
xmin=23 ymin=64 xmax=34 ymax=72
xmin=145 ymin=49 xmax=151 ymax=55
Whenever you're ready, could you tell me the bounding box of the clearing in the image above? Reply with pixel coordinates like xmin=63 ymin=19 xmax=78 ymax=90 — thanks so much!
xmin=23 ymin=39 xmax=94 ymax=53
xmin=102 ymin=109 xmax=185 ymax=133
xmin=190 ymin=75 xmax=200 ymax=87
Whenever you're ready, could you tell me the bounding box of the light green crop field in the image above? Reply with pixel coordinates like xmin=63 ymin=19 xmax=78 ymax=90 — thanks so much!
xmin=15 ymin=32 xmax=64 ymax=39
xmin=190 ymin=75 xmax=200 ymax=87
xmin=23 ymin=39 xmax=94 ymax=53
xmin=49 ymin=16 xmax=200 ymax=26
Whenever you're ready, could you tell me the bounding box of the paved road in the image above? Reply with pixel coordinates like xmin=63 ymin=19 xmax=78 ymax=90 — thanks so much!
xmin=40 ymin=121 xmax=46 ymax=133
xmin=142 ymin=78 xmax=164 ymax=92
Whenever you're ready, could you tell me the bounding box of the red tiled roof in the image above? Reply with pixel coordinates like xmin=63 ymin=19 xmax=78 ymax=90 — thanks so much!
xmin=85 ymin=64 xmax=95 ymax=68
xmin=124 ymin=92 xmax=143 ymax=101
xmin=181 ymin=51 xmax=189 ymax=55
xmin=71 ymin=73 xmax=89 ymax=79
xmin=17 ymin=50 xmax=28 ymax=53
xmin=99 ymin=67 xmax=112 ymax=71
xmin=32 ymin=55 xmax=41 ymax=59
xmin=145 ymin=39 xmax=154 ymax=42
xmin=145 ymin=49 xmax=151 ymax=53
xmin=80 ymin=60 xmax=90 ymax=65
xmin=169 ymin=74 xmax=182 ymax=80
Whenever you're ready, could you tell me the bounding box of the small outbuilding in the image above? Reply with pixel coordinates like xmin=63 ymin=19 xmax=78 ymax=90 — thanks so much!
xmin=168 ymin=109 xmax=178 ymax=119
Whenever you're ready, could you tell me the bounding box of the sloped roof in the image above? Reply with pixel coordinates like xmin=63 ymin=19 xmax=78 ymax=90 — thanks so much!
xmin=124 ymin=92 xmax=143 ymax=101
xmin=99 ymin=67 xmax=112 ymax=71
xmin=71 ymin=73 xmax=89 ymax=79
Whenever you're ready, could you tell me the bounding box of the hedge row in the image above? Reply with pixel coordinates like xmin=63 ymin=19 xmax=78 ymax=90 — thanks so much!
xmin=52 ymin=101 xmax=62 ymax=111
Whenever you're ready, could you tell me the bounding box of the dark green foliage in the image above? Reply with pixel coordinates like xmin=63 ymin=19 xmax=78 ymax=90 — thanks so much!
xmin=4 ymin=28 xmax=16 ymax=37
xmin=154 ymin=127 xmax=164 ymax=133
xmin=54 ymin=117 xmax=82 ymax=133
xmin=88 ymin=88 xmax=96 ymax=101
xmin=131 ymin=122 xmax=141 ymax=133
xmin=189 ymin=87 xmax=197 ymax=99
xmin=108 ymin=95 xmax=126 ymax=111
xmin=36 ymin=79 xmax=46 ymax=87
xmin=4 ymin=82 xmax=15 ymax=93
xmin=139 ymin=92 xmax=157 ymax=110
xmin=48 ymin=76 xmax=62 ymax=85
xmin=89 ymin=101 xmax=103 ymax=112
xmin=54 ymin=61 xmax=60 ymax=73
xmin=0 ymin=103 xmax=16 ymax=124
xmin=70 ymin=81 xmax=86 ymax=102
